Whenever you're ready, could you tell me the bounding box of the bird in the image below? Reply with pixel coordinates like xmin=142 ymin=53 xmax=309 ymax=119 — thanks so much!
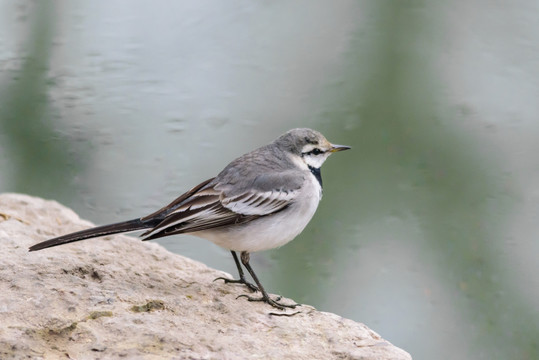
xmin=29 ymin=128 xmax=350 ymax=309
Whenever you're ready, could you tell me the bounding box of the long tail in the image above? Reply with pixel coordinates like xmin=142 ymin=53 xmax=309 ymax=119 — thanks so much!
xmin=28 ymin=218 xmax=157 ymax=252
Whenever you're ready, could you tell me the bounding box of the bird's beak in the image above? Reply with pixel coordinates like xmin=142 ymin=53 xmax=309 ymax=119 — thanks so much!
xmin=330 ymin=144 xmax=351 ymax=153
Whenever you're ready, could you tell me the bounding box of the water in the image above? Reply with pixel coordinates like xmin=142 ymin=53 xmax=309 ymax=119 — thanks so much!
xmin=1 ymin=1 xmax=538 ymax=359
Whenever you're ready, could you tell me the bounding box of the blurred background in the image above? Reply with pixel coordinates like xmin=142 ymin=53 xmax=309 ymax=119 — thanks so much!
xmin=1 ymin=1 xmax=537 ymax=359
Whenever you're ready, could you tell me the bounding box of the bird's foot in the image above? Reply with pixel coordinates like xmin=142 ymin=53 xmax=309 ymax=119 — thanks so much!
xmin=214 ymin=276 xmax=259 ymax=292
xmin=237 ymin=293 xmax=301 ymax=310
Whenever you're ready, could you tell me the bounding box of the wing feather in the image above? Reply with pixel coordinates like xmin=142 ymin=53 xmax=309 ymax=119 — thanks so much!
xmin=221 ymin=189 xmax=297 ymax=215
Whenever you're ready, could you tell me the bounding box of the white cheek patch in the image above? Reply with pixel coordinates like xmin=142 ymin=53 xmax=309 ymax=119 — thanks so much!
xmin=303 ymin=153 xmax=330 ymax=169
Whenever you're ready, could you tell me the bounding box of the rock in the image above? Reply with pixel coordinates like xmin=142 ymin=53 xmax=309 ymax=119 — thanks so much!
xmin=0 ymin=193 xmax=411 ymax=360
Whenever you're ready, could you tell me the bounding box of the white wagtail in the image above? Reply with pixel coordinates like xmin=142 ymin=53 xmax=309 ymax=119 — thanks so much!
xmin=30 ymin=128 xmax=350 ymax=309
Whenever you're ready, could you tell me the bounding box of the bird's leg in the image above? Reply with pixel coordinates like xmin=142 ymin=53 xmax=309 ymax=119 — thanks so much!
xmin=236 ymin=251 xmax=300 ymax=310
xmin=214 ymin=251 xmax=259 ymax=292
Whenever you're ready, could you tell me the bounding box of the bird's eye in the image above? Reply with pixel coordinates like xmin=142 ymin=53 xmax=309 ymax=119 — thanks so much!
xmin=309 ymin=148 xmax=323 ymax=155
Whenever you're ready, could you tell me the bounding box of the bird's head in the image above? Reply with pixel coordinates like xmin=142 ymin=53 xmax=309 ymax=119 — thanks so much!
xmin=275 ymin=128 xmax=350 ymax=170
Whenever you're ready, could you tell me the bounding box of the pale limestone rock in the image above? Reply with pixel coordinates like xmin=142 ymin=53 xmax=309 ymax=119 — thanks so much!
xmin=0 ymin=193 xmax=411 ymax=360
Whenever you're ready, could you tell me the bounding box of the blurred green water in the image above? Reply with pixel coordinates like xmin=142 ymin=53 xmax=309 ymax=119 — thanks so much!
xmin=0 ymin=2 xmax=87 ymax=203
xmin=0 ymin=1 xmax=537 ymax=359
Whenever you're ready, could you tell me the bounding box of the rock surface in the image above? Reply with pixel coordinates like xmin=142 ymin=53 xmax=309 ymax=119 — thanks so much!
xmin=0 ymin=193 xmax=411 ymax=360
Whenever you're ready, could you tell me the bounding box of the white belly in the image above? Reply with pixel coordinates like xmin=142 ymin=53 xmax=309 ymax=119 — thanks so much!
xmin=193 ymin=174 xmax=322 ymax=253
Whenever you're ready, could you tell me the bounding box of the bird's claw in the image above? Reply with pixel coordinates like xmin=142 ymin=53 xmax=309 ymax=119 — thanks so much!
xmin=214 ymin=276 xmax=259 ymax=292
xmin=236 ymin=294 xmax=301 ymax=310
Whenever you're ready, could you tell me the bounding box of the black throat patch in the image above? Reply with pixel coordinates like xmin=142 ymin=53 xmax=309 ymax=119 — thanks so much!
xmin=309 ymin=166 xmax=322 ymax=188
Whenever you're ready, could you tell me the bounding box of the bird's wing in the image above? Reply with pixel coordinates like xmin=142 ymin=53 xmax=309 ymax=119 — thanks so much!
xmin=141 ymin=171 xmax=305 ymax=240
xmin=219 ymin=187 xmax=298 ymax=215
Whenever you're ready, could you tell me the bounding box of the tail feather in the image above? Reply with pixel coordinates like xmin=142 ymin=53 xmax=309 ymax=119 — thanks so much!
xmin=29 ymin=218 xmax=154 ymax=252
